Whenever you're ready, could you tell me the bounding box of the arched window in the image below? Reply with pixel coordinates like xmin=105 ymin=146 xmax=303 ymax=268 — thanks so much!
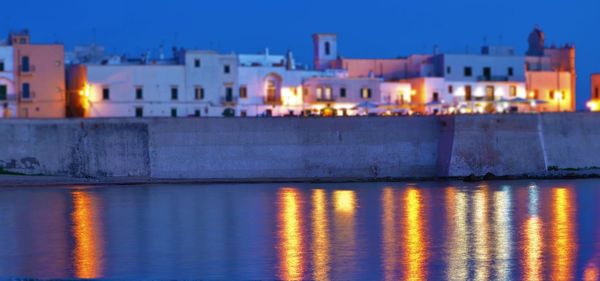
xmin=325 ymin=42 xmax=331 ymax=56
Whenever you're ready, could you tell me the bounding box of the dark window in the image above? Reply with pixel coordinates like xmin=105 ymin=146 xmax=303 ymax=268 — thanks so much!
xmin=21 ymin=56 xmax=30 ymax=72
xmin=194 ymin=110 xmax=201 ymax=117
xmin=265 ymin=109 xmax=273 ymax=117
xmin=325 ymin=42 xmax=331 ymax=55
xmin=0 ymin=61 xmax=4 ymax=71
xmin=508 ymin=67 xmax=514 ymax=76
xmin=595 ymin=87 xmax=599 ymax=99
xmin=224 ymin=65 xmax=230 ymax=74
xmin=465 ymin=85 xmax=472 ymax=101
xmin=239 ymin=86 xmax=247 ymax=98
xmin=533 ymin=89 xmax=540 ymax=99
xmin=483 ymin=67 xmax=491 ymax=79
xmin=340 ymin=87 xmax=346 ymax=98
xmin=225 ymin=87 xmax=234 ymax=101
xmin=448 ymin=85 xmax=453 ymax=94
xmin=171 ymin=108 xmax=177 ymax=117
xmin=135 ymin=107 xmax=143 ymax=117
xmin=549 ymin=90 xmax=555 ymax=100
xmin=136 ymin=87 xmax=143 ymax=100
xmin=447 ymin=66 xmax=451 ymax=74
xmin=241 ymin=110 xmax=247 ymax=117
xmin=102 ymin=87 xmax=110 ymax=100
xmin=464 ymin=67 xmax=472 ymax=77
xmin=0 ymin=85 xmax=6 ymax=100
xmin=22 ymin=83 xmax=30 ymax=99
xmin=194 ymin=59 xmax=201 ymax=68
xmin=171 ymin=87 xmax=178 ymax=100
xmin=433 ymin=92 xmax=439 ymax=102
xmin=195 ymin=87 xmax=204 ymax=100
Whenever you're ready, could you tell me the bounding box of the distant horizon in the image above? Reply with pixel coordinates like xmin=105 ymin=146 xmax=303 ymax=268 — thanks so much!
xmin=1 ymin=0 xmax=598 ymax=109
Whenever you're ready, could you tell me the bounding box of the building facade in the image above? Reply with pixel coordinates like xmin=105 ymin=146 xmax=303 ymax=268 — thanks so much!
xmin=588 ymin=74 xmax=600 ymax=111
xmin=1 ymin=31 xmax=65 ymax=118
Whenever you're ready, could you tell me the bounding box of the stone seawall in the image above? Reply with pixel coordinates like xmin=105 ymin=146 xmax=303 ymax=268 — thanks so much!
xmin=1 ymin=113 xmax=599 ymax=180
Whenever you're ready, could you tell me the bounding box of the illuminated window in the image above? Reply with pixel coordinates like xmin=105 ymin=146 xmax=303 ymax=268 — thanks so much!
xmin=239 ymin=86 xmax=247 ymax=98
xmin=267 ymin=81 xmax=277 ymax=102
xmin=21 ymin=56 xmax=30 ymax=72
xmin=324 ymin=86 xmax=332 ymax=100
xmin=448 ymin=85 xmax=453 ymax=93
xmin=135 ymin=107 xmax=143 ymax=117
xmin=171 ymin=87 xmax=178 ymax=100
xmin=303 ymin=87 xmax=309 ymax=96
xmin=316 ymin=87 xmax=323 ymax=100
xmin=340 ymin=87 xmax=346 ymax=98
xmin=508 ymin=67 xmax=514 ymax=76
xmin=464 ymin=67 xmax=472 ymax=77
xmin=195 ymin=86 xmax=204 ymax=100
xmin=509 ymin=85 xmax=517 ymax=97
xmin=0 ymin=85 xmax=6 ymax=100
xmin=224 ymin=65 xmax=230 ymax=74
xmin=486 ymin=86 xmax=495 ymax=100
xmin=361 ymin=88 xmax=372 ymax=99
xmin=194 ymin=59 xmax=201 ymax=68
xmin=325 ymin=42 xmax=331 ymax=55
xmin=102 ymin=87 xmax=110 ymax=100
xmin=465 ymin=85 xmax=472 ymax=101
xmin=171 ymin=108 xmax=177 ymax=117
xmin=135 ymin=87 xmax=143 ymax=100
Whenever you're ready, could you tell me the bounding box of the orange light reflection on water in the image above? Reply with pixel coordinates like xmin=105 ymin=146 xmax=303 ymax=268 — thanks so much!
xmin=551 ymin=187 xmax=577 ymax=281
xmin=402 ymin=188 xmax=428 ymax=281
xmin=278 ymin=188 xmax=304 ymax=281
xmin=333 ymin=190 xmax=357 ymax=278
xmin=473 ymin=187 xmax=490 ymax=281
xmin=446 ymin=187 xmax=469 ymax=280
xmin=522 ymin=185 xmax=543 ymax=281
xmin=311 ymin=189 xmax=330 ymax=281
xmin=584 ymin=264 xmax=599 ymax=281
xmin=71 ymin=190 xmax=104 ymax=279
xmin=381 ymin=188 xmax=397 ymax=281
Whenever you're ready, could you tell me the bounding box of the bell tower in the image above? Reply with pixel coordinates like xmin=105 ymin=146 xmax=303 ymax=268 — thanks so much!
xmin=313 ymin=34 xmax=338 ymax=70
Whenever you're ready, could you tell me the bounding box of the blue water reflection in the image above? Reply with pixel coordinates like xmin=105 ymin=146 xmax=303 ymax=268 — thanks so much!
xmin=0 ymin=180 xmax=599 ymax=280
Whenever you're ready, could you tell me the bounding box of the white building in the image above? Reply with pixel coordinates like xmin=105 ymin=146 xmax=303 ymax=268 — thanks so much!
xmin=236 ymin=50 xmax=332 ymax=116
xmin=0 ymin=46 xmax=16 ymax=118
xmin=68 ymin=50 xmax=238 ymax=117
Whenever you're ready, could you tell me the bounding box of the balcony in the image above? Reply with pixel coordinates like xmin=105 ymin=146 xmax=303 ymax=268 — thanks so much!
xmin=477 ymin=75 xmax=509 ymax=82
xmin=220 ymin=96 xmax=238 ymax=106
xmin=19 ymin=65 xmax=36 ymax=76
xmin=265 ymin=95 xmax=281 ymax=105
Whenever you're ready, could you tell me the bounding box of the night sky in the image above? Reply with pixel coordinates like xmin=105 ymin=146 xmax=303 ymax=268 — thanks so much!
xmin=2 ymin=0 xmax=598 ymax=109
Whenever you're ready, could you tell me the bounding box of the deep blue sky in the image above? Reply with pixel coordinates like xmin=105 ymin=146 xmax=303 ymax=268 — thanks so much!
xmin=2 ymin=0 xmax=599 ymax=109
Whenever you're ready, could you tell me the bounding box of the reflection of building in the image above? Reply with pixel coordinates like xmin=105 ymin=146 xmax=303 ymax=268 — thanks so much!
xmin=1 ymin=30 xmax=65 ymax=118
xmin=588 ymin=74 xmax=600 ymax=111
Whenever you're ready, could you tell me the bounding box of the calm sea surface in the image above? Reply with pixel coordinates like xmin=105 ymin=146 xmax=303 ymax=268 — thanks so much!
xmin=0 ymin=180 xmax=599 ymax=280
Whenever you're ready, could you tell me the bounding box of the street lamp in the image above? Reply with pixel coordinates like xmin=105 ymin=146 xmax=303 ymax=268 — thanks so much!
xmin=555 ymin=90 xmax=563 ymax=112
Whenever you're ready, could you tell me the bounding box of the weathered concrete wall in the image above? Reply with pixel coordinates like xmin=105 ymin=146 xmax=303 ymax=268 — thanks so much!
xmin=1 ymin=114 xmax=599 ymax=180
xmin=147 ymin=117 xmax=441 ymax=179
xmin=442 ymin=114 xmax=547 ymax=177
xmin=0 ymin=119 xmax=150 ymax=177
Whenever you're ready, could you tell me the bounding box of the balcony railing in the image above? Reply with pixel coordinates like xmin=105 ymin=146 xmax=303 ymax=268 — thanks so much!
xmin=477 ymin=75 xmax=510 ymax=82
xmin=265 ymin=95 xmax=281 ymax=105
xmin=220 ymin=96 xmax=238 ymax=105
xmin=19 ymin=65 xmax=36 ymax=76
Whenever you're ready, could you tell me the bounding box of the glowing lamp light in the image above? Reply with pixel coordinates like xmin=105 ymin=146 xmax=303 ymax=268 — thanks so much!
xmin=587 ymin=101 xmax=599 ymax=112
xmin=555 ymin=91 xmax=563 ymax=101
